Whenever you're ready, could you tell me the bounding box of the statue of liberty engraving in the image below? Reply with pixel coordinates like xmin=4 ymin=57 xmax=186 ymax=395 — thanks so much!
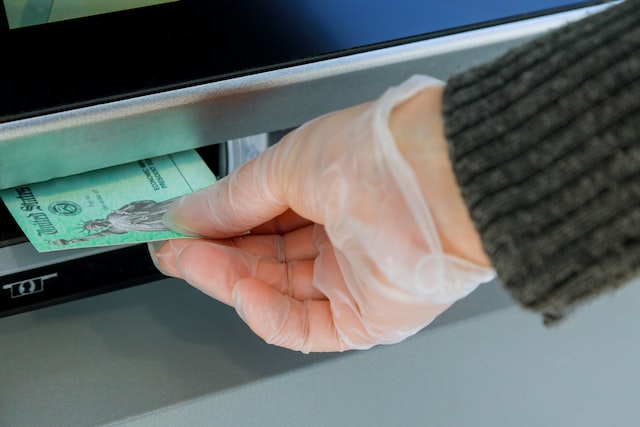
xmin=49 ymin=198 xmax=177 ymax=246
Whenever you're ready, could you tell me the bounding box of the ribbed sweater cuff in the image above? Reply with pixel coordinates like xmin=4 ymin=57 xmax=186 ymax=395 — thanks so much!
xmin=443 ymin=0 xmax=640 ymax=323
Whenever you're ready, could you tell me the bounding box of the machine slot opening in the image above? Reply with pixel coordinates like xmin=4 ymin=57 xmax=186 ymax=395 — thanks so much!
xmin=0 ymin=143 xmax=227 ymax=249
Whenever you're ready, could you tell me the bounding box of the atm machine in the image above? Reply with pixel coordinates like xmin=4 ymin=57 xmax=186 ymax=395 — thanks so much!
xmin=2 ymin=1 xmax=639 ymax=426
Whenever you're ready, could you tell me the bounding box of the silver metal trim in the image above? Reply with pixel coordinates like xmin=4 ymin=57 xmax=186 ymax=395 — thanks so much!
xmin=0 ymin=4 xmax=612 ymax=190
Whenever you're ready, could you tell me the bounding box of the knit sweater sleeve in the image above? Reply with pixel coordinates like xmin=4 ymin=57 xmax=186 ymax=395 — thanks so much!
xmin=442 ymin=0 xmax=640 ymax=324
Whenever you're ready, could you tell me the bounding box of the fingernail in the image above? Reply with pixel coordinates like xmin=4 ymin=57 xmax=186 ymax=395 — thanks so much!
xmin=162 ymin=197 xmax=199 ymax=236
xmin=147 ymin=241 xmax=169 ymax=275
xmin=232 ymin=285 xmax=247 ymax=323
xmin=148 ymin=240 xmax=167 ymax=253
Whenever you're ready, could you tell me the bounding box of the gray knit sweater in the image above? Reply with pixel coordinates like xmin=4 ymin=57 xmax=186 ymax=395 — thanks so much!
xmin=443 ymin=0 xmax=640 ymax=324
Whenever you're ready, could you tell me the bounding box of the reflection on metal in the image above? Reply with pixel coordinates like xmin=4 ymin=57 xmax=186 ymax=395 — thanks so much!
xmin=226 ymin=135 xmax=270 ymax=173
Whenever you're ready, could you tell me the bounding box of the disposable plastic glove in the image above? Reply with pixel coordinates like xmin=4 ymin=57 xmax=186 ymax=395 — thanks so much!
xmin=149 ymin=75 xmax=495 ymax=352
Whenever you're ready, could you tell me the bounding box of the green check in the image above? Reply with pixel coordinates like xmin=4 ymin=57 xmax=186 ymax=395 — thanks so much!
xmin=0 ymin=150 xmax=216 ymax=252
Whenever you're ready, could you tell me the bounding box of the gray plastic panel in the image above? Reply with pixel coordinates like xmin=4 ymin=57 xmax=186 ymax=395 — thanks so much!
xmin=0 ymin=4 xmax=611 ymax=189
xmin=1 ymin=277 xmax=638 ymax=426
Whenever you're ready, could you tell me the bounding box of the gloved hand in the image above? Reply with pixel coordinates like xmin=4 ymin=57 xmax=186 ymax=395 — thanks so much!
xmin=149 ymin=75 xmax=495 ymax=353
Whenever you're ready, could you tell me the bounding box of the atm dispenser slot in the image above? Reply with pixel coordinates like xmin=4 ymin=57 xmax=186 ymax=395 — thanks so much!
xmin=0 ymin=142 xmax=228 ymax=318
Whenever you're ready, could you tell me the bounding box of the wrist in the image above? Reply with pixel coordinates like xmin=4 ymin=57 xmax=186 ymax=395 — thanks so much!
xmin=389 ymin=85 xmax=491 ymax=267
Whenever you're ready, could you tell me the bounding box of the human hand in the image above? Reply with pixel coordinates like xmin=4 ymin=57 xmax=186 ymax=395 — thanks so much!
xmin=149 ymin=75 xmax=494 ymax=352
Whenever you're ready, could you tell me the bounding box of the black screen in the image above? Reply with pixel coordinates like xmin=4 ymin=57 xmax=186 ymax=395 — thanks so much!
xmin=0 ymin=1 xmax=611 ymax=122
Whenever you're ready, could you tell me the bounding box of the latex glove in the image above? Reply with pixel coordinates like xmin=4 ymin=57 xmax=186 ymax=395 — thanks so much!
xmin=149 ymin=75 xmax=495 ymax=353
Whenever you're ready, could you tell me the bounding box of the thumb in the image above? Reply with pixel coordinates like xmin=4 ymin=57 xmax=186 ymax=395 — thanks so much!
xmin=163 ymin=142 xmax=292 ymax=238
xmin=163 ymin=100 xmax=371 ymax=238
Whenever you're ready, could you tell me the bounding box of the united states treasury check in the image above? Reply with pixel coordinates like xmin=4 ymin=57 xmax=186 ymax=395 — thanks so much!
xmin=0 ymin=150 xmax=216 ymax=252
